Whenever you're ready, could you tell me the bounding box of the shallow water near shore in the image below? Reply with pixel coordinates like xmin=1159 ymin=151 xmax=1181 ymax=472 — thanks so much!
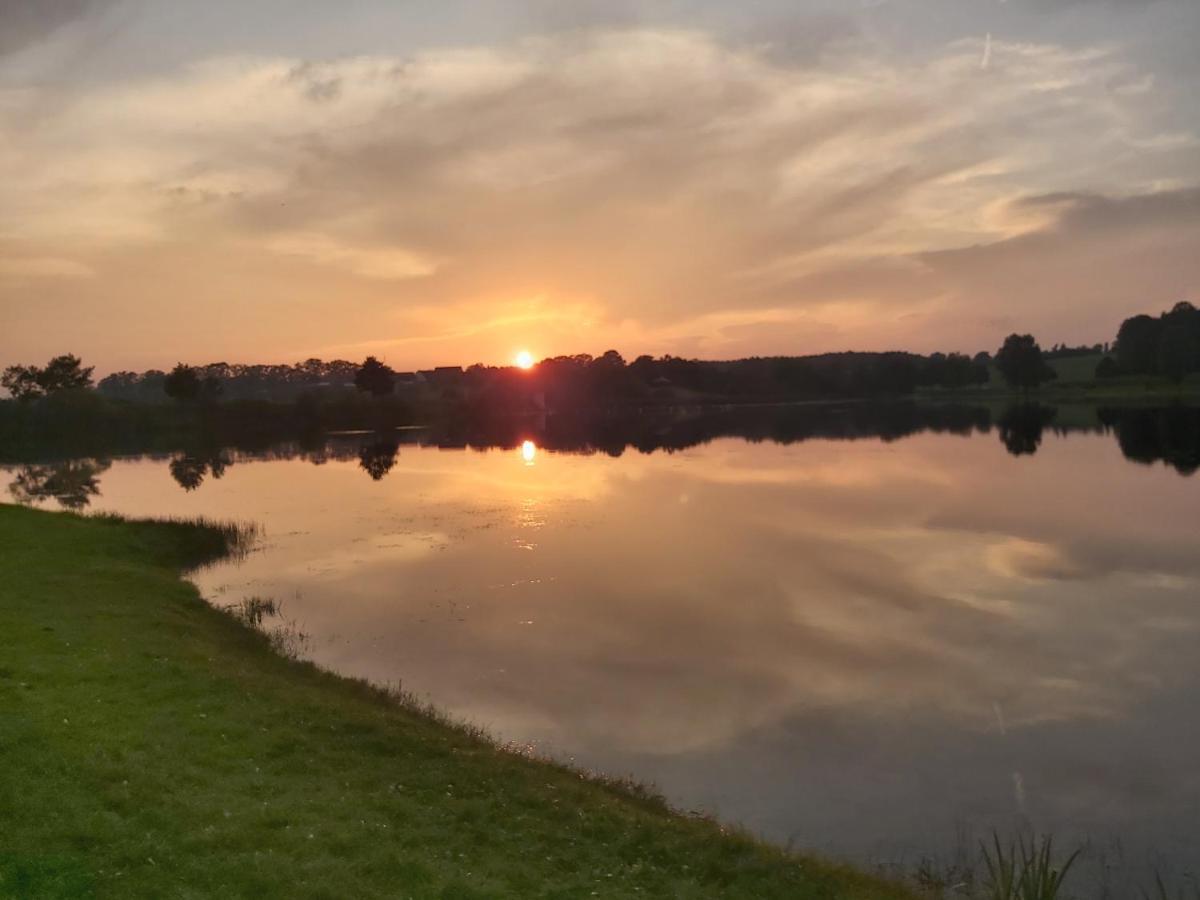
xmin=6 ymin=403 xmax=1200 ymax=891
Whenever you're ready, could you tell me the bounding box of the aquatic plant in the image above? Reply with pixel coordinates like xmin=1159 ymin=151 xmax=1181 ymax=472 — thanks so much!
xmin=980 ymin=833 xmax=1080 ymax=900
xmin=227 ymin=595 xmax=279 ymax=627
xmin=1140 ymin=872 xmax=1200 ymax=900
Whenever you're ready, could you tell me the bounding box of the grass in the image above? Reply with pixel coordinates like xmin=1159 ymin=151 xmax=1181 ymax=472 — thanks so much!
xmin=978 ymin=835 xmax=1079 ymax=900
xmin=1141 ymin=873 xmax=1200 ymax=900
xmin=0 ymin=503 xmax=917 ymax=900
xmin=914 ymin=354 xmax=1200 ymax=402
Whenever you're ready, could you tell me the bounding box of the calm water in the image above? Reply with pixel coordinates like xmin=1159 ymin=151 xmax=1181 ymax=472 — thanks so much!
xmin=6 ymin=404 xmax=1200 ymax=884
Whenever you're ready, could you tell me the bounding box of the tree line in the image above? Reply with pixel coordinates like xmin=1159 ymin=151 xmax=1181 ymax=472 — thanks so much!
xmin=1106 ymin=301 xmax=1200 ymax=383
xmin=3 ymin=300 xmax=1195 ymax=408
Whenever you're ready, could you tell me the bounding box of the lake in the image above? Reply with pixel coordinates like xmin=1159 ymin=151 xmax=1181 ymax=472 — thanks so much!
xmin=5 ymin=402 xmax=1200 ymax=888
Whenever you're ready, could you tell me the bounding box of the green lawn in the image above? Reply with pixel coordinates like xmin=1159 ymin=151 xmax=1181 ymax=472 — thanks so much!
xmin=933 ymin=353 xmax=1200 ymax=400
xmin=1045 ymin=354 xmax=1105 ymax=384
xmin=0 ymin=505 xmax=916 ymax=900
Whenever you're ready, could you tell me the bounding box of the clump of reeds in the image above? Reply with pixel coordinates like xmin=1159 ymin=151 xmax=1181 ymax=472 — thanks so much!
xmin=228 ymin=595 xmax=279 ymax=627
xmin=980 ymin=834 xmax=1079 ymax=900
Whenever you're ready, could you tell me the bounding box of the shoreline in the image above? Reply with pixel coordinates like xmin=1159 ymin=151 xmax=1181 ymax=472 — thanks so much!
xmin=0 ymin=503 xmax=915 ymax=899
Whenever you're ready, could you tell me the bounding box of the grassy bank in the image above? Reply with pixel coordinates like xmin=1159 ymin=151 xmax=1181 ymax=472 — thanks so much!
xmin=913 ymin=354 xmax=1200 ymax=403
xmin=0 ymin=504 xmax=914 ymax=899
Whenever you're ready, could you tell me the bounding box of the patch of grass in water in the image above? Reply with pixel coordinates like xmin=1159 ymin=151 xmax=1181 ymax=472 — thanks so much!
xmin=979 ymin=834 xmax=1080 ymax=900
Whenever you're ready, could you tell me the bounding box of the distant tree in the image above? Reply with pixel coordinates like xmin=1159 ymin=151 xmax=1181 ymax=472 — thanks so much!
xmin=1095 ymin=356 xmax=1121 ymax=379
xmin=880 ymin=356 xmax=919 ymax=394
xmin=38 ymin=354 xmax=94 ymax=393
xmin=2 ymin=354 xmax=93 ymax=400
xmin=995 ymin=334 xmax=1056 ymax=391
xmin=1 ymin=365 xmax=42 ymax=401
xmin=164 ymin=363 xmax=202 ymax=401
xmin=355 ymin=357 xmax=396 ymax=397
xmin=1158 ymin=321 xmax=1198 ymax=384
xmin=1115 ymin=314 xmax=1161 ymax=374
xmin=594 ymin=349 xmax=626 ymax=369
xmin=200 ymin=375 xmax=224 ymax=402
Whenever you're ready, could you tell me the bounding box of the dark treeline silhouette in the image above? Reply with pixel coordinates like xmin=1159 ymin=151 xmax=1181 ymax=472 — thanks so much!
xmin=87 ymin=349 xmax=992 ymax=410
xmin=4 ymin=298 xmax=1197 ymax=461
xmin=1045 ymin=342 xmax=1108 ymax=359
xmin=1107 ymin=301 xmax=1200 ymax=382
xmin=164 ymin=363 xmax=223 ymax=403
xmin=7 ymin=403 xmax=1199 ymax=509
xmin=457 ymin=350 xmax=991 ymax=412
xmin=97 ymin=359 xmax=361 ymax=403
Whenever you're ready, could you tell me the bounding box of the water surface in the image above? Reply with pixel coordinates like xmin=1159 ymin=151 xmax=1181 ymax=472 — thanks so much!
xmin=6 ymin=403 xmax=1200 ymax=885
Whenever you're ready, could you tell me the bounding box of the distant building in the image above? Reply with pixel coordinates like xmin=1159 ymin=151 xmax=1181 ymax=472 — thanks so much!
xmin=420 ymin=366 xmax=464 ymax=387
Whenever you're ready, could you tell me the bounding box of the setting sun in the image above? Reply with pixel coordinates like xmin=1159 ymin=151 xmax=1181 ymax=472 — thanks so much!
xmin=515 ymin=351 xmax=535 ymax=370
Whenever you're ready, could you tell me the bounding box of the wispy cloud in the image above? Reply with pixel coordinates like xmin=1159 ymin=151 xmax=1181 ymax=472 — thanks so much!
xmin=1 ymin=17 xmax=1197 ymax=368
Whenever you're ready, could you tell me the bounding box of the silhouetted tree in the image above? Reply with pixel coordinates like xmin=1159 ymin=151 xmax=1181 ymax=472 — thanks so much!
xmin=355 ymin=357 xmax=396 ymax=397
xmin=2 ymin=354 xmax=93 ymax=400
xmin=1095 ymin=356 xmax=1120 ymax=379
xmin=1157 ymin=321 xmax=1197 ymax=384
xmin=38 ymin=354 xmax=94 ymax=393
xmin=1 ymin=365 xmax=41 ymax=400
xmin=164 ymin=363 xmax=202 ymax=401
xmin=995 ymin=334 xmax=1056 ymax=391
xmin=200 ymin=375 xmax=223 ymax=402
xmin=1115 ymin=313 xmax=1162 ymax=374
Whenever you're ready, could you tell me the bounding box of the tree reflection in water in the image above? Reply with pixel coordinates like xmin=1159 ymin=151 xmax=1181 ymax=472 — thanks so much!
xmin=7 ymin=459 xmax=112 ymax=510
xmin=8 ymin=403 xmax=1200 ymax=505
xmin=358 ymin=437 xmax=400 ymax=481
xmin=996 ymin=403 xmax=1058 ymax=457
xmin=168 ymin=449 xmax=234 ymax=492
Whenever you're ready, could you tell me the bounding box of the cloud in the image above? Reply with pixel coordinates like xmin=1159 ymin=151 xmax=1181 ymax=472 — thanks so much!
xmin=0 ymin=0 xmax=108 ymax=56
xmin=918 ymin=185 xmax=1200 ymax=343
xmin=0 ymin=255 xmax=94 ymax=279
xmin=266 ymin=232 xmax=440 ymax=281
xmin=0 ymin=25 xmax=1197 ymax=366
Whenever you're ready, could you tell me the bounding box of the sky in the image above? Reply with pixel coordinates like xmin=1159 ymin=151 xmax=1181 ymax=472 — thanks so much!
xmin=1 ymin=0 xmax=1198 ymax=374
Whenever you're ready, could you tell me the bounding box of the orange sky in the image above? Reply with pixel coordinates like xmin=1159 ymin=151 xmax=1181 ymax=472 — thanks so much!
xmin=1 ymin=1 xmax=1198 ymax=375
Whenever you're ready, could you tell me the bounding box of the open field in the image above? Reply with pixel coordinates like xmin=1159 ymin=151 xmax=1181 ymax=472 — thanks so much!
xmin=0 ymin=504 xmax=916 ymax=900
xmin=910 ymin=353 xmax=1200 ymax=402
